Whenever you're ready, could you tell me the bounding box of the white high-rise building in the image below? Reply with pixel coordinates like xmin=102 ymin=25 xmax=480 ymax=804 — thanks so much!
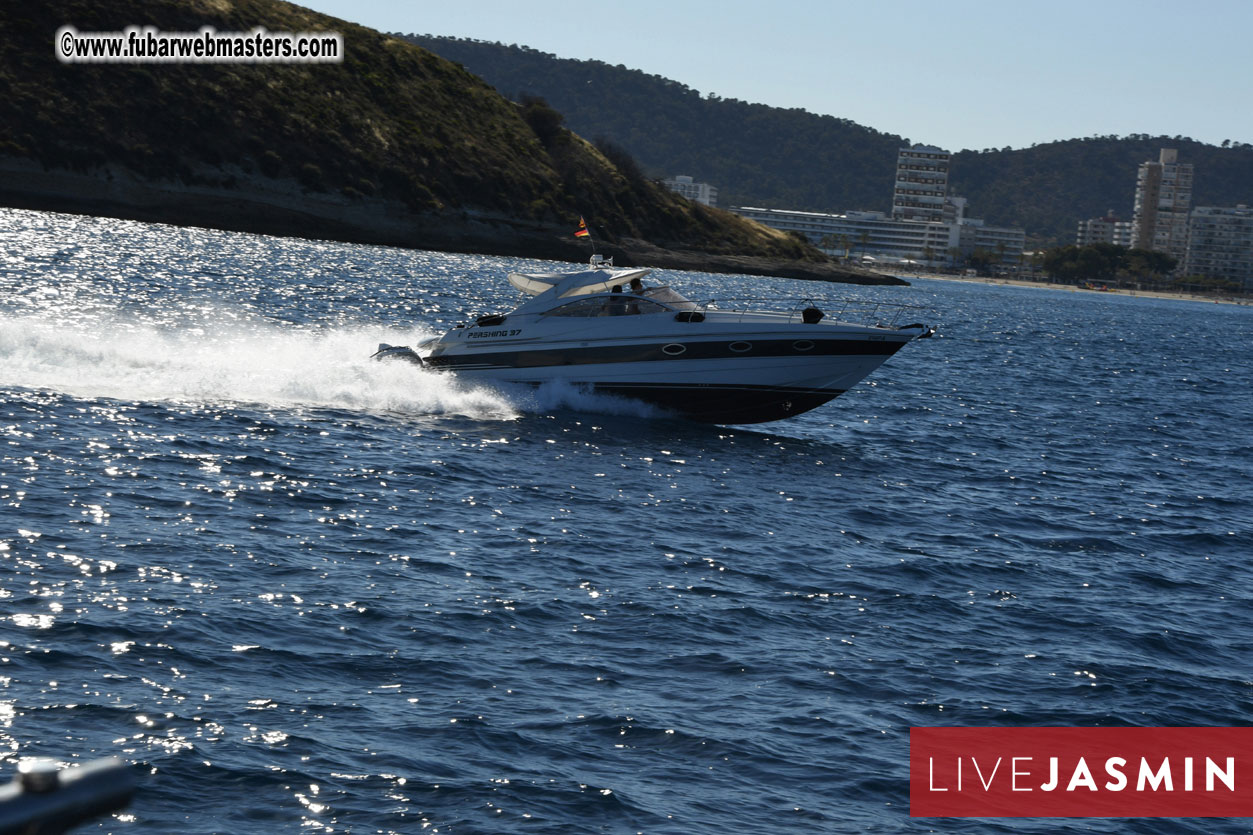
xmin=1131 ymin=149 xmax=1193 ymax=262
xmin=892 ymin=145 xmax=951 ymax=223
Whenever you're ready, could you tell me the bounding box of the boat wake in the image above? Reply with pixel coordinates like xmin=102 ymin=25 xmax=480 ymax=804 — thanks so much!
xmin=513 ymin=379 xmax=668 ymax=420
xmin=0 ymin=315 xmax=519 ymax=421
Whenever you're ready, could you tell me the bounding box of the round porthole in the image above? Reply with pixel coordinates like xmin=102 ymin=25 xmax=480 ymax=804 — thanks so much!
xmin=729 ymin=341 xmax=752 ymax=353
xmin=793 ymin=340 xmax=815 ymax=352
xmin=662 ymin=343 xmax=686 ymax=356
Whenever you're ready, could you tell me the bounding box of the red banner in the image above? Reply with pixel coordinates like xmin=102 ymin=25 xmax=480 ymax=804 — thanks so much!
xmin=911 ymin=727 xmax=1253 ymax=817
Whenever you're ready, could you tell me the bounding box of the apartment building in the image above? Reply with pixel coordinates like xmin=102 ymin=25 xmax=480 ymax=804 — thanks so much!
xmin=892 ymin=145 xmax=951 ymax=223
xmin=1131 ymin=148 xmax=1193 ymax=261
xmin=731 ymin=142 xmax=1023 ymax=268
xmin=732 ymin=205 xmax=1025 ymax=268
xmin=1184 ymin=205 xmax=1253 ymax=289
xmin=1077 ymin=212 xmax=1134 ymax=247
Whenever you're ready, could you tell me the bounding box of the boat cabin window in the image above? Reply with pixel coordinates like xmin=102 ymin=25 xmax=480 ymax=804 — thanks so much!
xmin=544 ymin=295 xmax=671 ymax=317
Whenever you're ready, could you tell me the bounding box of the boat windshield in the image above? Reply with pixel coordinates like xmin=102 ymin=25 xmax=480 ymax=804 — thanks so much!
xmin=543 ymin=295 xmax=672 ymax=317
xmin=641 ymin=286 xmax=697 ymax=311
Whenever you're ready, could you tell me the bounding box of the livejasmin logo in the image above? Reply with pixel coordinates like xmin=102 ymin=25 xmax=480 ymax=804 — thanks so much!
xmin=910 ymin=727 xmax=1253 ymax=818
xmin=927 ymin=752 xmax=1234 ymax=793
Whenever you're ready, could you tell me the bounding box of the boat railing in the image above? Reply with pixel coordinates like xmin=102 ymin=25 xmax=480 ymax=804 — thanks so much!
xmin=687 ymin=297 xmax=930 ymax=328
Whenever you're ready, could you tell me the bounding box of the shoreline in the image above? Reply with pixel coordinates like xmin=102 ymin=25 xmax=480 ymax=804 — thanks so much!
xmin=901 ymin=271 xmax=1251 ymax=306
xmin=0 ymin=158 xmax=902 ymax=288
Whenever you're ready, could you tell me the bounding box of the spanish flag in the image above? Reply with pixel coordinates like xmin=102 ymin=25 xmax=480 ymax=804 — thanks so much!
xmin=574 ymin=217 xmax=590 ymax=238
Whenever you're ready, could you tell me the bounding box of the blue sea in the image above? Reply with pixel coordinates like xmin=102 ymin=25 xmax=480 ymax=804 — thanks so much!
xmin=1 ymin=207 xmax=1250 ymax=833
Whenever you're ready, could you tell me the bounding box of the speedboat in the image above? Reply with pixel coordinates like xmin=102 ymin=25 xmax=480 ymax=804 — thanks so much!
xmin=374 ymin=256 xmax=933 ymax=424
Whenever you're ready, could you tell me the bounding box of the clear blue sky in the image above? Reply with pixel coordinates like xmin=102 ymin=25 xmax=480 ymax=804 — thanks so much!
xmin=299 ymin=0 xmax=1252 ymax=153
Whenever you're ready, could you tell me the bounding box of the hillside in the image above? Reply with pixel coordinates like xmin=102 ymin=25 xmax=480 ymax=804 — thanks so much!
xmin=405 ymin=36 xmax=1253 ymax=244
xmin=401 ymin=36 xmax=905 ymax=218
xmin=0 ymin=1 xmax=896 ymax=284
xmin=950 ymin=137 xmax=1253 ymax=243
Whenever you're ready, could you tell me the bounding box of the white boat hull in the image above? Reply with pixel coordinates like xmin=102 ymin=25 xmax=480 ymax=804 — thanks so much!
xmin=425 ymin=320 xmax=916 ymax=423
xmin=379 ymin=261 xmax=931 ymax=424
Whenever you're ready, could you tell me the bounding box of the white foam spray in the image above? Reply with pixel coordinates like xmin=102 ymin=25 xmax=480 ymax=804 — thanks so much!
xmin=518 ymin=379 xmax=666 ymax=420
xmin=0 ymin=315 xmax=675 ymax=422
xmin=0 ymin=314 xmax=518 ymax=421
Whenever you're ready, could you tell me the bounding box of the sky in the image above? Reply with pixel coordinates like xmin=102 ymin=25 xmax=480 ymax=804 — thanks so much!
xmin=298 ymin=0 xmax=1252 ymax=153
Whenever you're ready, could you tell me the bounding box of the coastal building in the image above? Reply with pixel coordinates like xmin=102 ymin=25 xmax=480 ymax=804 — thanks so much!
xmin=1184 ymin=205 xmax=1253 ymax=289
xmin=732 ymin=205 xmax=1025 ymax=269
xmin=663 ymin=175 xmax=718 ymax=207
xmin=731 ymin=142 xmax=1023 ymax=269
xmin=892 ymin=145 xmax=951 ymax=223
xmin=1131 ymin=148 xmax=1193 ymax=262
xmin=1077 ymin=211 xmax=1133 ymax=247
xmin=733 ymin=207 xmax=953 ymax=262
xmin=961 ymin=217 xmax=1027 ymax=264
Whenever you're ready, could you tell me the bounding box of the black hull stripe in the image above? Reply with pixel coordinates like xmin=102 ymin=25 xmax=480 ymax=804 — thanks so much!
xmin=427 ymin=337 xmax=905 ymax=370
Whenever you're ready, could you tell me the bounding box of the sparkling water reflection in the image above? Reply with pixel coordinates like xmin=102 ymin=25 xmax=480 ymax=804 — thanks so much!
xmin=1 ymin=208 xmax=1251 ymax=833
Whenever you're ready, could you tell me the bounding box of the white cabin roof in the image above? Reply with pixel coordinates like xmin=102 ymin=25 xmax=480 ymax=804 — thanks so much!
xmin=507 ymin=267 xmax=652 ymax=299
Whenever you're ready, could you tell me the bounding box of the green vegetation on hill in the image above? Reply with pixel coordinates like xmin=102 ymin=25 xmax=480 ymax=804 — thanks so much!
xmin=405 ymin=36 xmax=1253 ymax=245
xmin=950 ymin=137 xmax=1253 ymax=244
xmin=4 ymin=2 xmax=555 ymax=215
xmin=402 ymin=36 xmax=904 ymax=217
xmin=0 ymin=0 xmax=828 ymax=268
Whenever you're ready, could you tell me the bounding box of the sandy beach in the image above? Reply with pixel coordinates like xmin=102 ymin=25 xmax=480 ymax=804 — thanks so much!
xmin=900 ymin=271 xmax=1252 ymax=306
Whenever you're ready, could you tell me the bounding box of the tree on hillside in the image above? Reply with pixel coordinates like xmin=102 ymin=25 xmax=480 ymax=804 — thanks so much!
xmin=519 ymin=95 xmax=566 ymax=148
xmin=594 ymin=137 xmax=645 ymax=185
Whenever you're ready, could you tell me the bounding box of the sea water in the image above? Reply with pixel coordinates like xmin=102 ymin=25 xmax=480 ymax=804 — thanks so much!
xmin=1 ymin=207 xmax=1250 ymax=833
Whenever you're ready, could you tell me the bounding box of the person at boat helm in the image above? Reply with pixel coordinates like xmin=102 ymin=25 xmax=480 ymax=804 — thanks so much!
xmin=608 ymin=284 xmax=628 ymax=316
xmin=629 ymin=276 xmax=645 ymax=295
